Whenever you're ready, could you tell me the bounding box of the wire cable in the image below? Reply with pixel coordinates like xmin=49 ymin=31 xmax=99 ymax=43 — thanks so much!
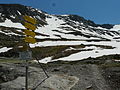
xmin=31 ymin=58 xmax=49 ymax=90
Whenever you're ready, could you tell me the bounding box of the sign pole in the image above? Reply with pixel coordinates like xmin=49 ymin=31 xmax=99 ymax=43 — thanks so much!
xmin=25 ymin=59 xmax=28 ymax=90
xmin=25 ymin=43 xmax=30 ymax=90
xmin=21 ymin=15 xmax=38 ymax=90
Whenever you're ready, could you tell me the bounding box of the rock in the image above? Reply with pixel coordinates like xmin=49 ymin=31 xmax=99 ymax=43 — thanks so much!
xmin=0 ymin=74 xmax=79 ymax=90
xmin=0 ymin=64 xmax=79 ymax=90
xmin=41 ymin=74 xmax=79 ymax=90
xmin=0 ymin=77 xmax=25 ymax=90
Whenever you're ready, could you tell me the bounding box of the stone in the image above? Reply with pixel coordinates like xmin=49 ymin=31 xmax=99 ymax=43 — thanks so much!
xmin=41 ymin=74 xmax=79 ymax=90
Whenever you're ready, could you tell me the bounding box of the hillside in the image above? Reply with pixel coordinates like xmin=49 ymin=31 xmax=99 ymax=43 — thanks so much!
xmin=0 ymin=4 xmax=120 ymax=63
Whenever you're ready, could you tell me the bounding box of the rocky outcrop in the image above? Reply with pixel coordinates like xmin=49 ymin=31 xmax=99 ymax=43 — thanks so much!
xmin=0 ymin=63 xmax=79 ymax=90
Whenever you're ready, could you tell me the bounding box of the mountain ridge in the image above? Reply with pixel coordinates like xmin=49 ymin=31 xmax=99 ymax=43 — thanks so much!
xmin=0 ymin=4 xmax=115 ymax=29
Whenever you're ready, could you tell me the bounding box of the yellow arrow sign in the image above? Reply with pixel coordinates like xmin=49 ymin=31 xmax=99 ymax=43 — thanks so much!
xmin=24 ymin=29 xmax=36 ymax=37
xmin=23 ymin=15 xmax=37 ymax=25
xmin=24 ymin=37 xmax=36 ymax=44
xmin=23 ymin=22 xmax=37 ymax=30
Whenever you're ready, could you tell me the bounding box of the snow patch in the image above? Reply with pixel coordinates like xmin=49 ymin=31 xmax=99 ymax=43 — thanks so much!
xmin=110 ymin=25 xmax=120 ymax=31
xmin=32 ymin=41 xmax=120 ymax=63
xmin=0 ymin=19 xmax=25 ymax=29
xmin=0 ymin=47 xmax=12 ymax=53
xmin=38 ymin=57 xmax=52 ymax=63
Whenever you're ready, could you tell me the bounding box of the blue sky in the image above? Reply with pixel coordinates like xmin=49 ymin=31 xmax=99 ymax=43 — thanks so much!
xmin=0 ymin=0 xmax=120 ymax=24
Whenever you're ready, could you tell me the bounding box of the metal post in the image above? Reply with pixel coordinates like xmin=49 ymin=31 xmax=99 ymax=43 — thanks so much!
xmin=25 ymin=43 xmax=29 ymax=90
xmin=25 ymin=59 xmax=28 ymax=90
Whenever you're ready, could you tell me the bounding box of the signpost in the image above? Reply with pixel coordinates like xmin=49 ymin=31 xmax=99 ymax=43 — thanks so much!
xmin=21 ymin=15 xmax=37 ymax=90
xmin=19 ymin=51 xmax=32 ymax=60
xmin=18 ymin=15 xmax=47 ymax=90
xmin=24 ymin=15 xmax=37 ymax=25
xmin=24 ymin=29 xmax=36 ymax=37
xmin=24 ymin=37 xmax=36 ymax=44
xmin=23 ymin=22 xmax=37 ymax=31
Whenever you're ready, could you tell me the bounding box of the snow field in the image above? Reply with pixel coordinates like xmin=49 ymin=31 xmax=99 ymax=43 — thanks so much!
xmin=30 ymin=40 xmax=120 ymax=63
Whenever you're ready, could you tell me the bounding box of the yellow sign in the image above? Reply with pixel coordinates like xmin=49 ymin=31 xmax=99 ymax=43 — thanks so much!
xmin=24 ymin=29 xmax=36 ymax=37
xmin=24 ymin=37 xmax=36 ymax=44
xmin=23 ymin=15 xmax=36 ymax=25
xmin=23 ymin=22 xmax=36 ymax=30
xmin=18 ymin=45 xmax=29 ymax=51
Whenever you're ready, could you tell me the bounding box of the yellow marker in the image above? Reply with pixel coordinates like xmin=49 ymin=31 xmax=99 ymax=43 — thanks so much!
xmin=23 ymin=15 xmax=36 ymax=25
xmin=24 ymin=29 xmax=36 ymax=37
xmin=23 ymin=22 xmax=36 ymax=30
xmin=25 ymin=37 xmax=36 ymax=44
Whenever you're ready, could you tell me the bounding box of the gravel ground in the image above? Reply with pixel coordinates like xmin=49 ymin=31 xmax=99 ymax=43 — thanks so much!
xmin=0 ymin=61 xmax=120 ymax=90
